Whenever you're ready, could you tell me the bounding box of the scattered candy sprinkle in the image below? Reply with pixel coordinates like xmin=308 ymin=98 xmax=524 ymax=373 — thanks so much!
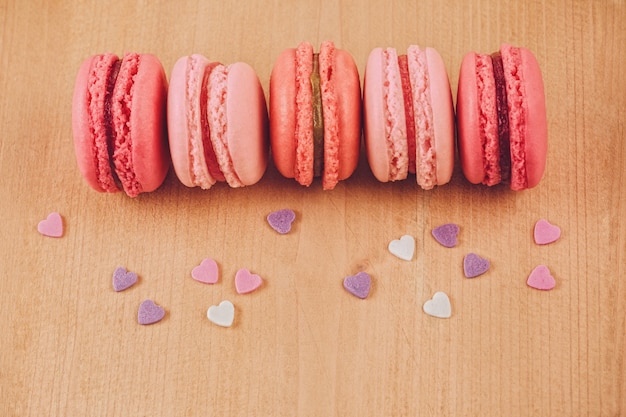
xmin=423 ymin=291 xmax=452 ymax=318
xmin=112 ymin=267 xmax=138 ymax=292
xmin=267 ymin=209 xmax=296 ymax=234
xmin=388 ymin=234 xmax=415 ymax=261
xmin=37 ymin=212 xmax=63 ymax=237
xmin=207 ymin=300 xmax=235 ymax=327
xmin=343 ymin=272 xmax=372 ymax=299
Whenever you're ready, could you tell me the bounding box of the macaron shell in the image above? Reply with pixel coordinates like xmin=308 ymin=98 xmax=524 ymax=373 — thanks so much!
xmin=226 ymin=62 xmax=269 ymax=185
xmin=269 ymin=48 xmax=297 ymax=179
xmin=425 ymin=47 xmax=455 ymax=185
xmin=518 ymin=46 xmax=547 ymax=188
xmin=72 ymin=54 xmax=118 ymax=193
xmin=456 ymin=52 xmax=486 ymax=185
xmin=333 ymin=48 xmax=362 ymax=182
xmin=124 ymin=54 xmax=170 ymax=194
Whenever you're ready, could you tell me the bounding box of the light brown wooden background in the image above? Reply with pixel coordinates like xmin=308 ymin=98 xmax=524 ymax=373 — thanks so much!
xmin=1 ymin=0 xmax=625 ymax=416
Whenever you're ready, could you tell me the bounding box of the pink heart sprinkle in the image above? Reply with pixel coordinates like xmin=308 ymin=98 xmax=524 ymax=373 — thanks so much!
xmin=343 ymin=272 xmax=371 ymax=299
xmin=137 ymin=300 xmax=165 ymax=325
xmin=37 ymin=212 xmax=63 ymax=237
xmin=534 ymin=219 xmax=561 ymax=245
xmin=235 ymin=268 xmax=263 ymax=294
xmin=267 ymin=209 xmax=296 ymax=234
xmin=432 ymin=223 xmax=460 ymax=248
xmin=527 ymin=265 xmax=556 ymax=290
xmin=191 ymin=258 xmax=219 ymax=284
xmin=463 ymin=253 xmax=490 ymax=278
xmin=112 ymin=267 xmax=138 ymax=292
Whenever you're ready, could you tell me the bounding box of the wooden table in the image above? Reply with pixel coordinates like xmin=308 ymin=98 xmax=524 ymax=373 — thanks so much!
xmin=2 ymin=1 xmax=624 ymax=415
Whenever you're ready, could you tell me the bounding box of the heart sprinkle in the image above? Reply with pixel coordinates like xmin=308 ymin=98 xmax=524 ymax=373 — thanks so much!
xmin=388 ymin=235 xmax=415 ymax=261
xmin=137 ymin=300 xmax=165 ymax=325
xmin=527 ymin=265 xmax=556 ymax=290
xmin=423 ymin=291 xmax=452 ymax=318
xmin=37 ymin=212 xmax=63 ymax=237
xmin=112 ymin=267 xmax=138 ymax=292
xmin=463 ymin=253 xmax=490 ymax=278
xmin=343 ymin=272 xmax=372 ymax=299
xmin=207 ymin=300 xmax=235 ymax=327
xmin=191 ymin=258 xmax=219 ymax=284
xmin=235 ymin=268 xmax=263 ymax=294
xmin=267 ymin=209 xmax=296 ymax=234
xmin=432 ymin=223 xmax=460 ymax=248
xmin=534 ymin=219 xmax=561 ymax=245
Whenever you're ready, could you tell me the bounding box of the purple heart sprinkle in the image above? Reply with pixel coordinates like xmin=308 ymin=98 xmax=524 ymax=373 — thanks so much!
xmin=432 ymin=223 xmax=460 ymax=248
xmin=137 ymin=300 xmax=165 ymax=325
xmin=343 ymin=272 xmax=372 ymax=299
xmin=463 ymin=253 xmax=490 ymax=278
xmin=267 ymin=209 xmax=296 ymax=234
xmin=112 ymin=267 xmax=138 ymax=292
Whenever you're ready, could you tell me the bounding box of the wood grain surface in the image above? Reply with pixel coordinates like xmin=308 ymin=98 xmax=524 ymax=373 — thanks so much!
xmin=1 ymin=0 xmax=625 ymax=416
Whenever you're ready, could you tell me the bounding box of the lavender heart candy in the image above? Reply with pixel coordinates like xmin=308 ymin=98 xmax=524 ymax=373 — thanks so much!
xmin=463 ymin=253 xmax=490 ymax=278
xmin=113 ymin=267 xmax=138 ymax=292
xmin=432 ymin=223 xmax=460 ymax=248
xmin=343 ymin=272 xmax=372 ymax=299
xmin=267 ymin=209 xmax=296 ymax=234
xmin=138 ymin=300 xmax=165 ymax=325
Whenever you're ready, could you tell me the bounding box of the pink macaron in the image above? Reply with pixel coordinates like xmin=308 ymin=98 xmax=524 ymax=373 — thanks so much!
xmin=456 ymin=43 xmax=547 ymax=190
xmin=363 ymin=45 xmax=455 ymax=190
xmin=168 ymin=55 xmax=269 ymax=189
xmin=72 ymin=53 xmax=170 ymax=197
xmin=270 ymin=41 xmax=361 ymax=190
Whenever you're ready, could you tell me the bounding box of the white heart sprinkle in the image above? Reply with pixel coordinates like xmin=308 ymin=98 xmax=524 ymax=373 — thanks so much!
xmin=423 ymin=291 xmax=451 ymax=319
xmin=207 ymin=300 xmax=235 ymax=327
xmin=388 ymin=235 xmax=415 ymax=261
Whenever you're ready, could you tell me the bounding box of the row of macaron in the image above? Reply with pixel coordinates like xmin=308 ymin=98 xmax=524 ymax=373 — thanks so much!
xmin=72 ymin=41 xmax=547 ymax=197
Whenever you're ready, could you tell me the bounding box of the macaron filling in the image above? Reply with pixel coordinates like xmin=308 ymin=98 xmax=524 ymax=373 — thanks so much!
xmin=311 ymin=53 xmax=324 ymax=178
xmin=490 ymin=52 xmax=512 ymax=184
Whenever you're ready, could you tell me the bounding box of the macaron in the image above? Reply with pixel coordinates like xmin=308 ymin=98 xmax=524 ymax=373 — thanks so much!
xmin=270 ymin=41 xmax=361 ymax=190
xmin=72 ymin=53 xmax=169 ymax=197
xmin=363 ymin=45 xmax=455 ymax=190
xmin=456 ymin=43 xmax=547 ymax=190
xmin=168 ymin=55 xmax=269 ymax=189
